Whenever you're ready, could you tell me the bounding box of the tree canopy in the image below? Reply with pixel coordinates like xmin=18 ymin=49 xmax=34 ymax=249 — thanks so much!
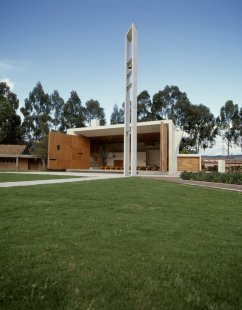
xmin=216 ymin=100 xmax=241 ymax=157
xmin=150 ymin=86 xmax=219 ymax=152
xmin=20 ymin=82 xmax=52 ymax=143
xmin=110 ymin=103 xmax=124 ymax=124
xmin=184 ymin=104 xmax=218 ymax=153
xmin=0 ymin=82 xmax=22 ymax=144
xmin=137 ymin=90 xmax=153 ymax=122
xmin=62 ymin=91 xmax=86 ymax=130
xmin=151 ymin=85 xmax=190 ymax=125
xmin=85 ymin=99 xmax=106 ymax=125
xmin=50 ymin=90 xmax=64 ymax=131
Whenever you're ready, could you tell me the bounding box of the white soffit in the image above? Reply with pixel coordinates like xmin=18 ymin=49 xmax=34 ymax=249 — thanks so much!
xmin=70 ymin=121 xmax=162 ymax=138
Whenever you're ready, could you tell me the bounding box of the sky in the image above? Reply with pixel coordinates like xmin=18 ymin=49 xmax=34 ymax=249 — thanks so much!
xmin=0 ymin=0 xmax=242 ymax=155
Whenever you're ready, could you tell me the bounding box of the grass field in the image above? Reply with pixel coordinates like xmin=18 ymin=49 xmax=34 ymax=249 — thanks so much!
xmin=0 ymin=172 xmax=80 ymax=182
xmin=0 ymin=178 xmax=241 ymax=309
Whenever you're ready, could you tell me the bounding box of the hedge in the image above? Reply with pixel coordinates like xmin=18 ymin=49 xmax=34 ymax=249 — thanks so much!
xmin=180 ymin=171 xmax=242 ymax=185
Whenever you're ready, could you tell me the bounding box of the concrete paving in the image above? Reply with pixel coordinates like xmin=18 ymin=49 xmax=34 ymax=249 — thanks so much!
xmin=0 ymin=171 xmax=125 ymax=188
xmin=142 ymin=175 xmax=242 ymax=193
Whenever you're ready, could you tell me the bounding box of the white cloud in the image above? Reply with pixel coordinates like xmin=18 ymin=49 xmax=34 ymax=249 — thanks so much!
xmin=0 ymin=61 xmax=16 ymax=70
xmin=200 ymin=136 xmax=242 ymax=156
xmin=0 ymin=78 xmax=15 ymax=90
xmin=0 ymin=59 xmax=32 ymax=74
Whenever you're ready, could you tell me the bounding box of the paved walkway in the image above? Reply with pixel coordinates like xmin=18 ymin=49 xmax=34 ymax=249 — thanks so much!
xmin=0 ymin=172 xmax=124 ymax=188
xmin=142 ymin=175 xmax=242 ymax=193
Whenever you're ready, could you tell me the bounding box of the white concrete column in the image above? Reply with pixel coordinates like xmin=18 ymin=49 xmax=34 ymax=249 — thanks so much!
xmin=124 ymin=86 xmax=130 ymax=176
xmin=124 ymin=23 xmax=137 ymax=176
xmin=130 ymin=24 xmax=137 ymax=176
xmin=218 ymin=160 xmax=225 ymax=173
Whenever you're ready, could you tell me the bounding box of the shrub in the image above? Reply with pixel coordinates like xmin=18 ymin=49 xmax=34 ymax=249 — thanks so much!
xmin=180 ymin=171 xmax=242 ymax=185
xmin=180 ymin=171 xmax=191 ymax=180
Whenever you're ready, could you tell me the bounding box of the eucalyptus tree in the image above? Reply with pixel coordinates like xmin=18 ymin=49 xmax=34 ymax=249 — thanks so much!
xmin=85 ymin=99 xmax=106 ymax=125
xmin=50 ymin=90 xmax=64 ymax=131
xmin=151 ymin=85 xmax=218 ymax=152
xmin=0 ymin=82 xmax=22 ymax=143
xmin=151 ymin=85 xmax=190 ymax=126
xmin=21 ymin=82 xmax=52 ymax=143
xmin=61 ymin=91 xmax=86 ymax=130
xmin=185 ymin=104 xmax=218 ymax=153
xmin=110 ymin=103 xmax=124 ymax=124
xmin=217 ymin=100 xmax=241 ymax=157
xmin=137 ymin=90 xmax=154 ymax=122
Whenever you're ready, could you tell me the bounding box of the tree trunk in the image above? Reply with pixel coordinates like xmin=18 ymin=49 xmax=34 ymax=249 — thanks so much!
xmin=41 ymin=157 xmax=46 ymax=170
xmin=227 ymin=142 xmax=230 ymax=159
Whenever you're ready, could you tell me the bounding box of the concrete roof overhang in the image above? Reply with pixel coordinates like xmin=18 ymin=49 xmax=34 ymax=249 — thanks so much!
xmin=68 ymin=121 xmax=164 ymax=138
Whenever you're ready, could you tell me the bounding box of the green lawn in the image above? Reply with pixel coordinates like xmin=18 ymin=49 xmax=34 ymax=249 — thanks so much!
xmin=0 ymin=172 xmax=80 ymax=182
xmin=0 ymin=178 xmax=241 ymax=309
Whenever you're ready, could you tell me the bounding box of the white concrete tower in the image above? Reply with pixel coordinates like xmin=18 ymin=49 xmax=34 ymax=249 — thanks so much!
xmin=124 ymin=23 xmax=137 ymax=176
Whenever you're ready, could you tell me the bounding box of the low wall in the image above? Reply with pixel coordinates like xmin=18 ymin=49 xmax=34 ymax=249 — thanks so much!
xmin=177 ymin=154 xmax=201 ymax=172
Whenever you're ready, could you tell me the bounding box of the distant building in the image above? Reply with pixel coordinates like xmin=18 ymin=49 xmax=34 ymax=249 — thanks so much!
xmin=202 ymin=156 xmax=242 ymax=172
xmin=0 ymin=145 xmax=43 ymax=171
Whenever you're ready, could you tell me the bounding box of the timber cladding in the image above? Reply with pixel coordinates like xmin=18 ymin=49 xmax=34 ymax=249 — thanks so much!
xmin=177 ymin=156 xmax=200 ymax=172
xmin=0 ymin=158 xmax=29 ymax=170
xmin=0 ymin=159 xmax=16 ymax=170
xmin=160 ymin=123 xmax=168 ymax=172
xmin=48 ymin=132 xmax=90 ymax=170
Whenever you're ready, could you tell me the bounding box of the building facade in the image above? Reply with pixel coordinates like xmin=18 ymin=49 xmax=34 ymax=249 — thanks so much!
xmin=47 ymin=120 xmax=198 ymax=174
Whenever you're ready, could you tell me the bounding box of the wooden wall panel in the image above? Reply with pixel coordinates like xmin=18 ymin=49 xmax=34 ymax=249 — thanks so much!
xmin=81 ymin=136 xmax=91 ymax=169
xmin=19 ymin=158 xmax=29 ymax=170
xmin=0 ymin=158 xmax=43 ymax=171
xmin=160 ymin=123 xmax=168 ymax=172
xmin=71 ymin=135 xmax=83 ymax=169
xmin=177 ymin=156 xmax=200 ymax=172
xmin=48 ymin=132 xmax=90 ymax=170
xmin=0 ymin=160 xmax=16 ymax=170
xmin=48 ymin=132 xmax=72 ymax=169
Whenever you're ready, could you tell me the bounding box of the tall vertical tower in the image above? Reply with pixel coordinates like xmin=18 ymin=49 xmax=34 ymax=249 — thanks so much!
xmin=124 ymin=23 xmax=137 ymax=176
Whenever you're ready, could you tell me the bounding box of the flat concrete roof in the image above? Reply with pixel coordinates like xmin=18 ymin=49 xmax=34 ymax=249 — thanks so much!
xmin=67 ymin=120 xmax=172 ymax=138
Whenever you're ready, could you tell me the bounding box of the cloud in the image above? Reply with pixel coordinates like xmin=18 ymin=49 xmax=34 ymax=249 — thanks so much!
xmin=0 ymin=78 xmax=15 ymax=90
xmin=0 ymin=61 xmax=16 ymax=70
xmin=0 ymin=59 xmax=32 ymax=73
xmin=200 ymin=136 xmax=242 ymax=156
